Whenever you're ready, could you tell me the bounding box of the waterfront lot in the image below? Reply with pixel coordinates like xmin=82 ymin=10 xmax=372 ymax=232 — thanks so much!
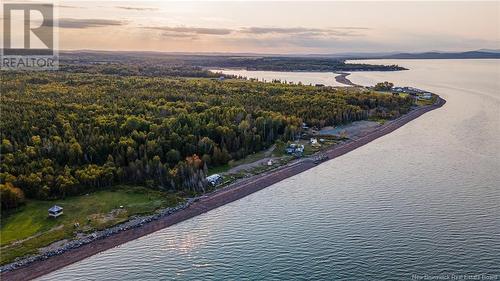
xmin=0 ymin=187 xmax=180 ymax=265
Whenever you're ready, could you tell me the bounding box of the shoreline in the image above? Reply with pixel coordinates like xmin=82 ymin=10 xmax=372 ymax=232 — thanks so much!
xmin=1 ymin=97 xmax=446 ymax=281
xmin=333 ymin=72 xmax=360 ymax=86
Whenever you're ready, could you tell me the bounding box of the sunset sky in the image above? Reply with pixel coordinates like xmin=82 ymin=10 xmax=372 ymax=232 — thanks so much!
xmin=2 ymin=1 xmax=500 ymax=54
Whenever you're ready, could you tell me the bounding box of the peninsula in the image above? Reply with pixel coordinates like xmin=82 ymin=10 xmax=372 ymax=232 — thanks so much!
xmin=1 ymin=58 xmax=445 ymax=280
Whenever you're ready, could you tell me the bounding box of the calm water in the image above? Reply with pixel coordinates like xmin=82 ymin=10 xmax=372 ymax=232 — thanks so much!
xmin=211 ymin=69 xmax=347 ymax=87
xmin=40 ymin=60 xmax=500 ymax=280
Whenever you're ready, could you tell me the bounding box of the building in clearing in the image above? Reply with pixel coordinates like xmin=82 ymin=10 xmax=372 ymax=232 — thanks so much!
xmin=418 ymin=92 xmax=433 ymax=100
xmin=285 ymin=143 xmax=305 ymax=157
xmin=48 ymin=205 xmax=63 ymax=218
xmin=206 ymin=174 xmax=223 ymax=187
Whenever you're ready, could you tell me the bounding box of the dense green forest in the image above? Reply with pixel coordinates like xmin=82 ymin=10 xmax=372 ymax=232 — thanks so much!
xmin=0 ymin=70 xmax=413 ymax=209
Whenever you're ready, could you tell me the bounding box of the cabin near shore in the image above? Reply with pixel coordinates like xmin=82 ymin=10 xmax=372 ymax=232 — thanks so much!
xmin=48 ymin=205 xmax=63 ymax=218
xmin=206 ymin=174 xmax=223 ymax=187
xmin=285 ymin=143 xmax=305 ymax=157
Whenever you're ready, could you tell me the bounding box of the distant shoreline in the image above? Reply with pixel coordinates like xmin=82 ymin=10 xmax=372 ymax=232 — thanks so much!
xmin=1 ymin=97 xmax=446 ymax=281
xmin=334 ymin=72 xmax=360 ymax=86
xmin=211 ymin=69 xmax=363 ymax=87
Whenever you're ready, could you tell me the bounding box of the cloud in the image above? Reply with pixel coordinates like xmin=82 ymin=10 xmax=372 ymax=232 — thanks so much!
xmin=142 ymin=25 xmax=373 ymax=51
xmin=57 ymin=5 xmax=85 ymax=9
xmin=115 ymin=6 xmax=158 ymax=11
xmin=223 ymin=35 xmax=385 ymax=53
xmin=142 ymin=26 xmax=368 ymax=38
xmin=240 ymin=27 xmax=368 ymax=37
xmin=240 ymin=27 xmax=322 ymax=34
xmin=144 ymin=26 xmax=233 ymax=35
xmin=57 ymin=18 xmax=126 ymax=29
xmin=160 ymin=33 xmax=200 ymax=40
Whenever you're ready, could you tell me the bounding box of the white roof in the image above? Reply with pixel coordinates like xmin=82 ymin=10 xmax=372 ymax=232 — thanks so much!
xmin=206 ymin=174 xmax=222 ymax=181
xmin=48 ymin=205 xmax=63 ymax=212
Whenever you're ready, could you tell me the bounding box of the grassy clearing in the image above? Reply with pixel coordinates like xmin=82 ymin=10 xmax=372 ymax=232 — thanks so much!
xmin=368 ymin=116 xmax=389 ymax=125
xmin=229 ymin=150 xmax=268 ymax=167
xmin=207 ymin=164 xmax=230 ymax=175
xmin=273 ymin=142 xmax=287 ymax=157
xmin=304 ymin=143 xmax=321 ymax=156
xmin=208 ymin=147 xmax=273 ymax=175
xmin=0 ymin=186 xmax=181 ymax=265
xmin=416 ymin=96 xmax=436 ymax=106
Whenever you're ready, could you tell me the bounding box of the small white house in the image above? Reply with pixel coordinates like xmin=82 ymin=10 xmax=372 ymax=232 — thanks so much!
xmin=206 ymin=174 xmax=223 ymax=186
xmin=267 ymin=159 xmax=273 ymax=166
xmin=48 ymin=205 xmax=63 ymax=218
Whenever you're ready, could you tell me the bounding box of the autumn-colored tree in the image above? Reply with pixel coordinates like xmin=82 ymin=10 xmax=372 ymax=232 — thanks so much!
xmin=0 ymin=183 xmax=25 ymax=210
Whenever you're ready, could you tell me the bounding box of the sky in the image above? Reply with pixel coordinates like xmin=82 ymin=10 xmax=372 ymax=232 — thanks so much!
xmin=2 ymin=1 xmax=500 ymax=54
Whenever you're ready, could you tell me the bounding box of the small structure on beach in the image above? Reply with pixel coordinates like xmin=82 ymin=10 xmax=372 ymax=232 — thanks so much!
xmin=206 ymin=174 xmax=223 ymax=187
xmin=311 ymin=138 xmax=321 ymax=147
xmin=285 ymin=143 xmax=305 ymax=157
xmin=417 ymin=92 xmax=433 ymax=100
xmin=48 ymin=205 xmax=63 ymax=218
xmin=392 ymin=86 xmax=432 ymax=96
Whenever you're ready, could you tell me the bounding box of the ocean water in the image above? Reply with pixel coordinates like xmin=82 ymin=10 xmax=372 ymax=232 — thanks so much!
xmin=39 ymin=60 xmax=500 ymax=281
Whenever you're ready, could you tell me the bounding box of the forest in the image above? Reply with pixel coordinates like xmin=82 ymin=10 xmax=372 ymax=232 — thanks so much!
xmin=191 ymin=56 xmax=406 ymax=71
xmin=0 ymin=69 xmax=414 ymax=209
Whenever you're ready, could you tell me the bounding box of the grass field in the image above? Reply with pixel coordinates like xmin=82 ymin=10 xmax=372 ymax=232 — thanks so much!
xmin=0 ymin=186 xmax=182 ymax=265
xmin=207 ymin=164 xmax=230 ymax=175
xmin=416 ymin=96 xmax=437 ymax=106
xmin=207 ymin=150 xmax=270 ymax=175
xmin=228 ymin=150 xmax=268 ymax=167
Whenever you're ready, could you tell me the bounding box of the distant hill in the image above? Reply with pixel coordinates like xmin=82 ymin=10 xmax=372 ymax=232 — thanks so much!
xmin=477 ymin=49 xmax=500 ymax=54
xmin=378 ymin=51 xmax=500 ymax=59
